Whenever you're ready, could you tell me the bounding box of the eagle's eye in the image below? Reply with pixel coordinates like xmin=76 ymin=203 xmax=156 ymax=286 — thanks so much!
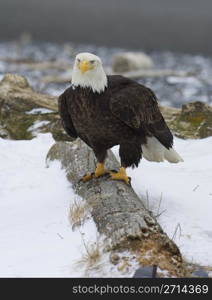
xmin=90 ymin=60 xmax=95 ymax=64
xmin=77 ymin=58 xmax=81 ymax=63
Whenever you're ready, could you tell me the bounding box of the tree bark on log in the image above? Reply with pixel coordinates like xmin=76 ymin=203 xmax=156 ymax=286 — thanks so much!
xmin=47 ymin=138 xmax=187 ymax=277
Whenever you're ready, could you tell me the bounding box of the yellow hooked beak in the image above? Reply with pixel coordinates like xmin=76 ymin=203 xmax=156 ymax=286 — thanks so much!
xmin=79 ymin=60 xmax=94 ymax=73
xmin=79 ymin=60 xmax=89 ymax=73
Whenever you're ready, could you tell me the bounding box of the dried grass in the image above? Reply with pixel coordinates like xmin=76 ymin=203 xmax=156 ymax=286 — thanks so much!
xmin=69 ymin=199 xmax=89 ymax=228
xmin=77 ymin=233 xmax=101 ymax=268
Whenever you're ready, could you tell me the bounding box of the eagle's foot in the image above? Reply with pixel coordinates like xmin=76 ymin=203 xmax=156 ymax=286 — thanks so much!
xmin=81 ymin=163 xmax=108 ymax=183
xmin=110 ymin=167 xmax=131 ymax=185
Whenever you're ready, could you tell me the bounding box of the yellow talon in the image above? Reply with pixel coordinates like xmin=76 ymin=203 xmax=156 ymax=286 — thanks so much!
xmin=82 ymin=173 xmax=93 ymax=182
xmin=81 ymin=163 xmax=108 ymax=183
xmin=110 ymin=167 xmax=130 ymax=185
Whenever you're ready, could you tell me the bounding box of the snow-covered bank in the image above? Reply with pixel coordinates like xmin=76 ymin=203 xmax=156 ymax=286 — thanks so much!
xmin=0 ymin=134 xmax=99 ymax=277
xmin=0 ymin=134 xmax=212 ymax=277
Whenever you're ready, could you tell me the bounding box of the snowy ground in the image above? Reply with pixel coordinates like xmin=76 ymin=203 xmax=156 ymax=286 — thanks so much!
xmin=0 ymin=134 xmax=98 ymax=277
xmin=0 ymin=133 xmax=212 ymax=277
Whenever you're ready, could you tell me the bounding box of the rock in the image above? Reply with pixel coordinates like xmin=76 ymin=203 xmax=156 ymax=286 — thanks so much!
xmin=112 ymin=52 xmax=154 ymax=73
xmin=0 ymin=73 xmax=71 ymax=140
xmin=0 ymin=127 xmax=10 ymax=139
xmin=192 ymin=268 xmax=209 ymax=278
xmin=1 ymin=73 xmax=30 ymax=89
xmin=170 ymin=101 xmax=212 ymax=139
xmin=42 ymin=119 xmax=74 ymax=142
xmin=133 ymin=265 xmax=157 ymax=278
xmin=109 ymin=253 xmax=120 ymax=265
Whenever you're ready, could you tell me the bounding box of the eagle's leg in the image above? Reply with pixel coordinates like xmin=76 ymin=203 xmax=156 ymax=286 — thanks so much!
xmin=110 ymin=167 xmax=130 ymax=185
xmin=94 ymin=163 xmax=108 ymax=177
xmin=109 ymin=141 xmax=141 ymax=185
xmin=82 ymin=148 xmax=108 ymax=182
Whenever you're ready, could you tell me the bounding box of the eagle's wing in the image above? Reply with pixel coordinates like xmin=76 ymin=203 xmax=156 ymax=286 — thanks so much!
xmin=109 ymin=78 xmax=173 ymax=149
xmin=58 ymin=90 xmax=78 ymax=138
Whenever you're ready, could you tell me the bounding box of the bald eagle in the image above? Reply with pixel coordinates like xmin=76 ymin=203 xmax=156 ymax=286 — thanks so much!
xmin=58 ymin=52 xmax=183 ymax=184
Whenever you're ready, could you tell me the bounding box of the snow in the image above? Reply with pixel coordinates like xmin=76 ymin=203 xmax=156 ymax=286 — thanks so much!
xmin=26 ymin=108 xmax=54 ymax=114
xmin=0 ymin=134 xmax=99 ymax=277
xmin=113 ymin=137 xmax=212 ymax=267
xmin=0 ymin=134 xmax=212 ymax=277
xmin=28 ymin=120 xmax=50 ymax=132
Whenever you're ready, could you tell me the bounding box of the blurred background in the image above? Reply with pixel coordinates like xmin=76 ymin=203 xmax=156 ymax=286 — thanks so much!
xmin=1 ymin=0 xmax=212 ymax=54
xmin=0 ymin=0 xmax=212 ymax=108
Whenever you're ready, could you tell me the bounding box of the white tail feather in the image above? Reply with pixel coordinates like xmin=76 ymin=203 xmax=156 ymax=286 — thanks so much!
xmin=164 ymin=148 xmax=184 ymax=163
xmin=142 ymin=137 xmax=184 ymax=163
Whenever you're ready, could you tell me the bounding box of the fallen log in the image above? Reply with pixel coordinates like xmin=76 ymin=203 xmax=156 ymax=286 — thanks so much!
xmin=47 ymin=138 xmax=187 ymax=277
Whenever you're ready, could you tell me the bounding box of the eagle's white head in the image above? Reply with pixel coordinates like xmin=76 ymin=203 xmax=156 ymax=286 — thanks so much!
xmin=72 ymin=52 xmax=108 ymax=93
